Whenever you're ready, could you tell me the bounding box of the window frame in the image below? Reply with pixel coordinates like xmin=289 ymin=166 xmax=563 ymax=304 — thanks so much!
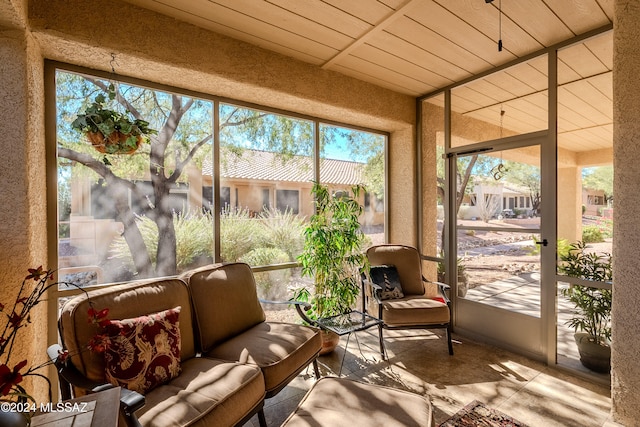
xmin=46 ymin=60 xmax=389 ymax=289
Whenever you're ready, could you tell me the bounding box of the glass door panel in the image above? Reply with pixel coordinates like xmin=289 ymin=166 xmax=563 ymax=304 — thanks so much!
xmin=453 ymin=144 xmax=546 ymax=358
xmin=455 ymin=147 xmax=542 ymax=316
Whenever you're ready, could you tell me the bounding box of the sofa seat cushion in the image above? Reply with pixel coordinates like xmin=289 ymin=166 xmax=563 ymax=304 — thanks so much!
xmin=203 ymin=322 xmax=321 ymax=394
xmin=281 ymin=377 xmax=434 ymax=427
xmin=380 ymin=296 xmax=450 ymax=327
xmin=136 ymin=357 xmax=265 ymax=427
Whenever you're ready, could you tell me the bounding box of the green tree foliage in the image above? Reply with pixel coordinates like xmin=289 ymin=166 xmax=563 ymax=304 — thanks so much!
xmin=503 ymin=160 xmax=541 ymax=213
xmin=583 ymin=166 xmax=613 ymax=202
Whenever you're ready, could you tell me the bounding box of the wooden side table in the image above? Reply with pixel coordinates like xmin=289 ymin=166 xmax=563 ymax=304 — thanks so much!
xmin=31 ymin=386 xmax=120 ymax=427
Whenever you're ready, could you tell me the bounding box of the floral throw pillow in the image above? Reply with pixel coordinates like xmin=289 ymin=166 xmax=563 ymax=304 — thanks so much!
xmin=369 ymin=265 xmax=404 ymax=300
xmin=104 ymin=306 xmax=182 ymax=394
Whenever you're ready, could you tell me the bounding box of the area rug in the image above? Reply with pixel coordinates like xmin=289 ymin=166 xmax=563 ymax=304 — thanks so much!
xmin=439 ymin=400 xmax=528 ymax=427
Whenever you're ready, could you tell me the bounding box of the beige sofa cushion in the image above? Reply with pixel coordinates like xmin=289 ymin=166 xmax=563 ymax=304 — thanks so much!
xmin=59 ymin=278 xmax=196 ymax=389
xmin=137 ymin=357 xmax=265 ymax=427
xmin=380 ymin=296 xmax=450 ymax=326
xmin=204 ymin=322 xmax=321 ymax=394
xmin=180 ymin=263 xmax=266 ymax=351
xmin=281 ymin=377 xmax=434 ymax=427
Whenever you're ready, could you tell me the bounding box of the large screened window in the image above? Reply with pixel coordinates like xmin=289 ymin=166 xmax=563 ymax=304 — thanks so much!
xmin=55 ymin=70 xmax=214 ymax=284
xmin=319 ymin=124 xmax=386 ymax=248
xmin=217 ymin=104 xmax=314 ymax=276
xmin=52 ymin=67 xmax=387 ymax=302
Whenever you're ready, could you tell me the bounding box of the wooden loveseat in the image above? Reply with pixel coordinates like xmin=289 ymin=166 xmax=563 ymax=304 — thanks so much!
xmin=50 ymin=263 xmax=322 ymax=427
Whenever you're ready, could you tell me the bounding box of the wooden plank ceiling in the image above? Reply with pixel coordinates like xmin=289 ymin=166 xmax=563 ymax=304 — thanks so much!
xmin=121 ymin=0 xmax=613 ymax=154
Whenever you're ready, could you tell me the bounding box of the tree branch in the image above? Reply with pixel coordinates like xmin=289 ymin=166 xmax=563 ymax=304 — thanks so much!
xmin=169 ymin=134 xmax=213 ymax=183
xmin=57 ymin=147 xmax=153 ymax=213
xmin=88 ymin=78 xmax=143 ymax=119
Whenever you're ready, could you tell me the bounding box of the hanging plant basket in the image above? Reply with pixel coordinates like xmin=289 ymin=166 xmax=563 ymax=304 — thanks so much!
xmin=86 ymin=131 xmax=144 ymax=155
xmin=72 ymin=89 xmax=156 ymax=156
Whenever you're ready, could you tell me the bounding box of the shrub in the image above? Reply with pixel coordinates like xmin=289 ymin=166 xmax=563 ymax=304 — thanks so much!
xmin=258 ymin=208 xmax=305 ymax=261
xmin=220 ymin=207 xmax=268 ymax=262
xmin=240 ymin=247 xmax=291 ymax=300
xmin=457 ymin=206 xmax=472 ymax=220
xmin=595 ymin=218 xmax=613 ymax=239
xmin=582 ymin=225 xmax=604 ymax=243
xmin=110 ymin=211 xmax=214 ymax=273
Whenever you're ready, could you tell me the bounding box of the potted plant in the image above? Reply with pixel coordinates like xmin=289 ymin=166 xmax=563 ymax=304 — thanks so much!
xmin=294 ymin=182 xmax=368 ymax=354
xmin=559 ymin=241 xmax=612 ymax=373
xmin=71 ymin=84 xmax=157 ymax=155
xmin=437 ymin=253 xmax=469 ymax=298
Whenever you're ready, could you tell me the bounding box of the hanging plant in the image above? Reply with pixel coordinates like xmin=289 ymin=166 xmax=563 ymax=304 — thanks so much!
xmin=71 ymin=85 xmax=157 ymax=155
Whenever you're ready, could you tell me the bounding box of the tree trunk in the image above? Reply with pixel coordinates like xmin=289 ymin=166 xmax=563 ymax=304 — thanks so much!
xmin=111 ymin=183 xmax=154 ymax=277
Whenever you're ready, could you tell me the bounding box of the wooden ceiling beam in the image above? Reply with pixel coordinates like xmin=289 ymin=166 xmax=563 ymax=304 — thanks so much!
xmin=321 ymin=0 xmax=422 ymax=70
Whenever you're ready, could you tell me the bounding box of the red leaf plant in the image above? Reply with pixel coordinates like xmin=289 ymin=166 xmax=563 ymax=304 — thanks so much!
xmin=0 ymin=266 xmax=109 ymax=412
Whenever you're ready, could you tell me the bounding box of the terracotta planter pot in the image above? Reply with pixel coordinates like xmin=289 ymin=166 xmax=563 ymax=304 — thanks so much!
xmin=319 ymin=330 xmax=340 ymax=355
xmin=575 ymin=332 xmax=611 ymax=373
xmin=86 ymin=131 xmax=143 ymax=154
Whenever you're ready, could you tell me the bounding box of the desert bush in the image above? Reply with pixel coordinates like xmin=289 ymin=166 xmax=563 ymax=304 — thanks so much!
xmin=595 ymin=218 xmax=613 ymax=239
xmin=457 ymin=205 xmax=472 ymax=220
xmin=110 ymin=211 xmax=214 ymax=273
xmin=258 ymin=208 xmax=305 ymax=261
xmin=240 ymin=247 xmax=291 ymax=300
xmin=582 ymin=225 xmax=604 ymax=243
xmin=220 ymin=207 xmax=268 ymax=262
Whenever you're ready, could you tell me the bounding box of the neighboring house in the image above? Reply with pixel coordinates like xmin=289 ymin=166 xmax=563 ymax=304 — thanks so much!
xmin=459 ymin=182 xmax=533 ymax=220
xmin=196 ymin=149 xmax=382 ymax=224
xmin=582 ymin=188 xmax=608 ymax=215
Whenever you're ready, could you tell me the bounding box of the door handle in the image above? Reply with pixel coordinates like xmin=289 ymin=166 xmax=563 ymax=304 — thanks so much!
xmin=535 ymin=239 xmax=548 ymax=246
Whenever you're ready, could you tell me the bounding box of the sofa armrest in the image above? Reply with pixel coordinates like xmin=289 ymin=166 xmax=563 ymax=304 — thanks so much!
xmin=47 ymin=344 xmax=145 ymax=427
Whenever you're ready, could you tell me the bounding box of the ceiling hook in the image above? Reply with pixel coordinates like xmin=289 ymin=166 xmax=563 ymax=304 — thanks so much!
xmin=110 ymin=53 xmax=118 ymax=74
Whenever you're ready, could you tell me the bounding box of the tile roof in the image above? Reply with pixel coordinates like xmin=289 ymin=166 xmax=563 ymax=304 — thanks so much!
xmin=203 ymin=149 xmax=364 ymax=185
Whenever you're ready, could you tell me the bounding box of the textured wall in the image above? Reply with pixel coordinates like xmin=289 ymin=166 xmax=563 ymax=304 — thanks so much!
xmin=421 ymin=101 xmax=444 ymax=258
xmin=0 ymin=27 xmax=48 ymax=400
xmin=0 ymin=0 xmax=28 ymax=28
xmin=612 ymin=0 xmax=640 ymax=423
xmin=27 ymin=0 xmax=414 ymax=133
xmin=388 ymin=126 xmax=417 ymax=246
xmin=556 ymin=167 xmax=581 ymax=242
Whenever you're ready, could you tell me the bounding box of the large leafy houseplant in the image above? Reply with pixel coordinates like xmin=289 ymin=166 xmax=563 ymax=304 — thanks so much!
xmin=71 ymin=84 xmax=157 ymax=155
xmin=295 ymin=182 xmax=368 ymax=321
xmin=559 ymin=240 xmax=612 ymax=372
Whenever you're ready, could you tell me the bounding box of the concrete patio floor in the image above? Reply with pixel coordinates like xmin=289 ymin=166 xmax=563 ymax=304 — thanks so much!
xmin=245 ymin=328 xmax=619 ymax=427
xmin=464 ymin=271 xmax=611 ymax=382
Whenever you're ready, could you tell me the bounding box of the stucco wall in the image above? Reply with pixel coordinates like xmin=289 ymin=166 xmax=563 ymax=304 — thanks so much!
xmin=28 ymin=0 xmax=414 ymax=132
xmin=612 ymin=0 xmax=640 ymax=423
xmin=0 ymin=26 xmax=48 ymax=400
